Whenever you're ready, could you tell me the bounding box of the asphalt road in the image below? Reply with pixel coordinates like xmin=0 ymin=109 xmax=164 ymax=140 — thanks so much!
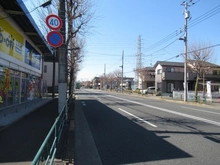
xmin=76 ymin=89 xmax=220 ymax=165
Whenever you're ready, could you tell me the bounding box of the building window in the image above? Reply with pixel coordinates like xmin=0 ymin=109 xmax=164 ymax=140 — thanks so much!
xmin=157 ymin=69 xmax=162 ymax=74
xmin=166 ymin=67 xmax=175 ymax=72
xmin=213 ymin=70 xmax=220 ymax=75
xmin=44 ymin=65 xmax=47 ymax=73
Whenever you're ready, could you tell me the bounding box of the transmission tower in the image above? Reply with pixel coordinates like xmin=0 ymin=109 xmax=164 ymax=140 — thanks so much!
xmin=135 ymin=35 xmax=143 ymax=89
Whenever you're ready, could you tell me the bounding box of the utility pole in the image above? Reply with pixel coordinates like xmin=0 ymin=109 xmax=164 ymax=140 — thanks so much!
xmin=58 ymin=0 xmax=67 ymax=112
xmin=180 ymin=1 xmax=190 ymax=102
xmin=120 ymin=51 xmax=124 ymax=93
xmin=103 ymin=64 xmax=106 ymax=89
xmin=52 ymin=48 xmax=56 ymax=98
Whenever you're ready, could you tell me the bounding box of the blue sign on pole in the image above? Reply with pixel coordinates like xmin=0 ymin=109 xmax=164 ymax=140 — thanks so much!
xmin=46 ymin=31 xmax=63 ymax=47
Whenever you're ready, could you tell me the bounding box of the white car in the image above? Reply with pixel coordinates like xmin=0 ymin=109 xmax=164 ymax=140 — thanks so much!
xmin=141 ymin=86 xmax=156 ymax=94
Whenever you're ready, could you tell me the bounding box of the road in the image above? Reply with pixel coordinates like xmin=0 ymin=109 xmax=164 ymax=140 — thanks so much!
xmin=76 ymin=89 xmax=220 ymax=165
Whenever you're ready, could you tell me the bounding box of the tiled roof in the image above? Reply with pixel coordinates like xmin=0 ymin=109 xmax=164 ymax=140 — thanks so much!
xmin=154 ymin=61 xmax=184 ymax=68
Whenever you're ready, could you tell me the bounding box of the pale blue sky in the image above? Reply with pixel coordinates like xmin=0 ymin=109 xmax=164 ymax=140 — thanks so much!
xmin=24 ymin=0 xmax=220 ymax=81
xmin=79 ymin=0 xmax=220 ymax=81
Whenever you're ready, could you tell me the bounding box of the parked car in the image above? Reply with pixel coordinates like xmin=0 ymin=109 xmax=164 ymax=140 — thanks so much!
xmin=117 ymin=87 xmax=126 ymax=92
xmin=141 ymin=86 xmax=156 ymax=94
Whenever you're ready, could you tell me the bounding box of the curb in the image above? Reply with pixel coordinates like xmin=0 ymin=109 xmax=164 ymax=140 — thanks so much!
xmin=74 ymin=98 xmax=103 ymax=165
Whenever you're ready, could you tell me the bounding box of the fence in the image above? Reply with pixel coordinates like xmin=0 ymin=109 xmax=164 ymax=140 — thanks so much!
xmin=31 ymin=94 xmax=73 ymax=165
xmin=171 ymin=91 xmax=220 ymax=103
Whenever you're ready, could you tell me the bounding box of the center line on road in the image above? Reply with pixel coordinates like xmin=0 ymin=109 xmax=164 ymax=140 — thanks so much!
xmin=118 ymin=108 xmax=158 ymax=128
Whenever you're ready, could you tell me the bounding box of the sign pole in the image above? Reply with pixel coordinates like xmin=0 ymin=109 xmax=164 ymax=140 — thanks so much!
xmin=45 ymin=10 xmax=65 ymax=113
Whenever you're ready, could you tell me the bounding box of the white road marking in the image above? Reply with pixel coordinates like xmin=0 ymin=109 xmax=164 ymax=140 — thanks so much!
xmin=118 ymin=108 xmax=157 ymax=128
xmin=108 ymin=95 xmax=220 ymax=127
xmin=95 ymin=96 xmax=102 ymax=101
xmin=181 ymin=106 xmax=220 ymax=115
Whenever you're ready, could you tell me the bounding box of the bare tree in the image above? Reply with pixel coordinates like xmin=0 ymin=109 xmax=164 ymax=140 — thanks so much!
xmin=67 ymin=37 xmax=84 ymax=95
xmin=187 ymin=41 xmax=214 ymax=102
xmin=105 ymin=73 xmax=115 ymax=90
xmin=66 ymin=0 xmax=95 ymax=93
xmin=36 ymin=0 xmax=95 ymax=94
xmin=113 ymin=70 xmax=121 ymax=88
xmin=136 ymin=68 xmax=146 ymax=90
xmin=99 ymin=75 xmax=107 ymax=90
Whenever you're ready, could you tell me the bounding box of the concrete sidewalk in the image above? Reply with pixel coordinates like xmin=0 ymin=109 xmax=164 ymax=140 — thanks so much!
xmin=0 ymin=95 xmax=103 ymax=165
xmin=0 ymin=98 xmax=53 ymax=128
xmin=0 ymin=98 xmax=59 ymax=165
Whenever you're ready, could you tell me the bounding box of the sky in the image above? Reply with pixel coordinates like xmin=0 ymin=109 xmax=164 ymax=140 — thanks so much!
xmin=24 ymin=0 xmax=220 ymax=81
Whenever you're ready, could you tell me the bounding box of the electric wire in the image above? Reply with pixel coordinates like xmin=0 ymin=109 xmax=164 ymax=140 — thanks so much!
xmin=164 ymin=43 xmax=220 ymax=62
xmin=188 ymin=4 xmax=220 ymax=28
xmin=144 ymin=3 xmax=220 ymax=59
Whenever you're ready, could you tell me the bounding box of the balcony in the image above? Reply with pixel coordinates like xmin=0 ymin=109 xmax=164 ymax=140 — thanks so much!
xmin=162 ymin=72 xmax=184 ymax=81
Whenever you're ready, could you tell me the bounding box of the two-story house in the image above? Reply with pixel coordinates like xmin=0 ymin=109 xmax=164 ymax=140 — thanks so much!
xmin=137 ymin=67 xmax=155 ymax=89
xmin=154 ymin=61 xmax=220 ymax=93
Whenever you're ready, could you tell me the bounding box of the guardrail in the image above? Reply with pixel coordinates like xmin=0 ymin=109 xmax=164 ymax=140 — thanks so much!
xmin=31 ymin=94 xmax=73 ymax=165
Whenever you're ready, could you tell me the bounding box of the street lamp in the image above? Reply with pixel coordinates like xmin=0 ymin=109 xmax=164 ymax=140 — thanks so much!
xmin=40 ymin=0 xmax=52 ymax=8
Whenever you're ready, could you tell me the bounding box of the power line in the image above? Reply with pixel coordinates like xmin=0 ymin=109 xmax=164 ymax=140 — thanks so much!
xmin=145 ymin=29 xmax=183 ymax=52
xmin=164 ymin=43 xmax=220 ymax=61
xmin=145 ymin=34 xmax=184 ymax=57
xmin=143 ymin=2 xmax=220 ymax=57
xmin=188 ymin=4 xmax=220 ymax=28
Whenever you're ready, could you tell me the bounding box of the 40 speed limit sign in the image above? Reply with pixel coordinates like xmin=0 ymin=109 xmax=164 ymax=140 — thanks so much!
xmin=46 ymin=14 xmax=62 ymax=30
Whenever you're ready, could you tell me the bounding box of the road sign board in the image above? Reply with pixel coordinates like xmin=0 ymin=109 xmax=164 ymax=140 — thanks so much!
xmin=46 ymin=31 xmax=63 ymax=47
xmin=46 ymin=14 xmax=62 ymax=30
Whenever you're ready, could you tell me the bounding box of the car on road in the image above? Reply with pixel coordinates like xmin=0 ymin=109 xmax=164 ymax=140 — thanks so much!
xmin=117 ymin=87 xmax=126 ymax=92
xmin=140 ymin=86 xmax=156 ymax=94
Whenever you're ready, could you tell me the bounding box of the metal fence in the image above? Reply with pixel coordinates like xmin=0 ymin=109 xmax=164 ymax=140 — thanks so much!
xmin=31 ymin=94 xmax=73 ymax=165
xmin=171 ymin=91 xmax=220 ymax=103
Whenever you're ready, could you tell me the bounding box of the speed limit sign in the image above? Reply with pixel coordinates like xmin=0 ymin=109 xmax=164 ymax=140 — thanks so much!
xmin=46 ymin=14 xmax=62 ymax=30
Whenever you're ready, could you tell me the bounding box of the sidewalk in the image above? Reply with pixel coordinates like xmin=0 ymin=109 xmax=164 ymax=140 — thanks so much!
xmin=0 ymin=96 xmax=102 ymax=165
xmin=0 ymin=98 xmax=59 ymax=165
xmin=0 ymin=98 xmax=53 ymax=129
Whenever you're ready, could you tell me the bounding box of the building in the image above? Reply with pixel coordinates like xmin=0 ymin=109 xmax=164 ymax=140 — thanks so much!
xmin=43 ymin=55 xmax=58 ymax=93
xmin=154 ymin=61 xmax=220 ymax=93
xmin=0 ymin=0 xmax=53 ymax=109
xmin=137 ymin=67 xmax=155 ymax=90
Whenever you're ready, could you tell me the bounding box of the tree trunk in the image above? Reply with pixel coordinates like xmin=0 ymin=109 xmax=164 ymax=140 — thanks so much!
xmin=69 ymin=67 xmax=73 ymax=96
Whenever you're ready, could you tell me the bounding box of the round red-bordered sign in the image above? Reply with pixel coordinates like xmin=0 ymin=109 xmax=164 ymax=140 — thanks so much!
xmin=46 ymin=31 xmax=64 ymax=47
xmin=46 ymin=14 xmax=62 ymax=31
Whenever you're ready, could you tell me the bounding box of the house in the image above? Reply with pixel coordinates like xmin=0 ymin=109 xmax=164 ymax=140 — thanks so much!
xmin=92 ymin=77 xmax=100 ymax=89
xmin=154 ymin=61 xmax=220 ymax=93
xmin=43 ymin=55 xmax=58 ymax=93
xmin=137 ymin=67 xmax=155 ymax=89
xmin=93 ymin=76 xmax=134 ymax=90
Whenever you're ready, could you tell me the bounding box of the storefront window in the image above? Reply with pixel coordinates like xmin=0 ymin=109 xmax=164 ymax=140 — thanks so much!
xmin=0 ymin=67 xmax=42 ymax=108
xmin=0 ymin=70 xmax=4 ymax=109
